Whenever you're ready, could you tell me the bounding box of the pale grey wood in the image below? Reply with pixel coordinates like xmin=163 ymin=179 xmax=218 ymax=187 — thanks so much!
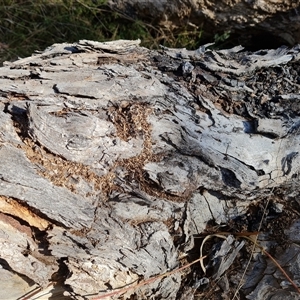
xmin=0 ymin=144 xmax=95 ymax=229
xmin=0 ymin=39 xmax=299 ymax=299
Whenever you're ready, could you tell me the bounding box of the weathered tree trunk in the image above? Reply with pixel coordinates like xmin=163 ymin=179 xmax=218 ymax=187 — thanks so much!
xmin=108 ymin=0 xmax=300 ymax=48
xmin=0 ymin=40 xmax=300 ymax=299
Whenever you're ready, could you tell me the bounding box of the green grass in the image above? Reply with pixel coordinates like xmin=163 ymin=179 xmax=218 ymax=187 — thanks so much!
xmin=0 ymin=0 xmax=230 ymax=64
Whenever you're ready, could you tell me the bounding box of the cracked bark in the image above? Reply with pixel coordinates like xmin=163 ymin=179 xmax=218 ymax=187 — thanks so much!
xmin=108 ymin=0 xmax=300 ymax=48
xmin=0 ymin=40 xmax=300 ymax=299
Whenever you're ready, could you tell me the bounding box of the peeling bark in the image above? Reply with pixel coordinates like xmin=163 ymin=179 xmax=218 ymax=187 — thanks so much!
xmin=0 ymin=40 xmax=300 ymax=299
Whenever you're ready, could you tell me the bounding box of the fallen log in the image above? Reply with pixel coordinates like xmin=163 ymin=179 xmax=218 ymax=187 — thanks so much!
xmin=0 ymin=40 xmax=300 ymax=299
xmin=108 ymin=0 xmax=300 ymax=48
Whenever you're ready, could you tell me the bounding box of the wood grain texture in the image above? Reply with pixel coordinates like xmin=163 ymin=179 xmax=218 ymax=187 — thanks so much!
xmin=0 ymin=39 xmax=299 ymax=299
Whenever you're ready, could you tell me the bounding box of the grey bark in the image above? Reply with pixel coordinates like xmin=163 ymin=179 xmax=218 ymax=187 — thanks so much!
xmin=0 ymin=40 xmax=300 ymax=299
xmin=108 ymin=0 xmax=300 ymax=47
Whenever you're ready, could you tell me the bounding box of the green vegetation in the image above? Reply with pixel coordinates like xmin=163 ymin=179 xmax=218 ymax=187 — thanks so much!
xmin=0 ymin=0 xmax=229 ymax=64
xmin=214 ymin=30 xmax=231 ymax=45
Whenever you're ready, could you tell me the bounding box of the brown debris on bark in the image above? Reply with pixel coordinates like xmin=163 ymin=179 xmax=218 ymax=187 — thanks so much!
xmin=0 ymin=39 xmax=300 ymax=299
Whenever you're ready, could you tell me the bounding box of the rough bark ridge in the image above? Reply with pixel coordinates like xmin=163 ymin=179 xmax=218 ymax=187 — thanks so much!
xmin=108 ymin=0 xmax=300 ymax=48
xmin=0 ymin=40 xmax=300 ymax=299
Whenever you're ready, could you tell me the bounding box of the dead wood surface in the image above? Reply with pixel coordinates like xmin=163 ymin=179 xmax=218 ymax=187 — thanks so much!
xmin=0 ymin=40 xmax=300 ymax=299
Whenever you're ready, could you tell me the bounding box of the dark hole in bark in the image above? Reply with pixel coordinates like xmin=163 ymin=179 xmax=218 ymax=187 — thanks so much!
xmin=220 ymin=167 xmax=241 ymax=188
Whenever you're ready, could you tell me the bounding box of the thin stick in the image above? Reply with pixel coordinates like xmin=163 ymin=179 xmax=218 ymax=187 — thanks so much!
xmin=231 ymin=196 xmax=270 ymax=300
xmin=244 ymin=235 xmax=300 ymax=294
xmin=19 ymin=283 xmax=53 ymax=300
xmin=91 ymin=255 xmax=207 ymax=300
